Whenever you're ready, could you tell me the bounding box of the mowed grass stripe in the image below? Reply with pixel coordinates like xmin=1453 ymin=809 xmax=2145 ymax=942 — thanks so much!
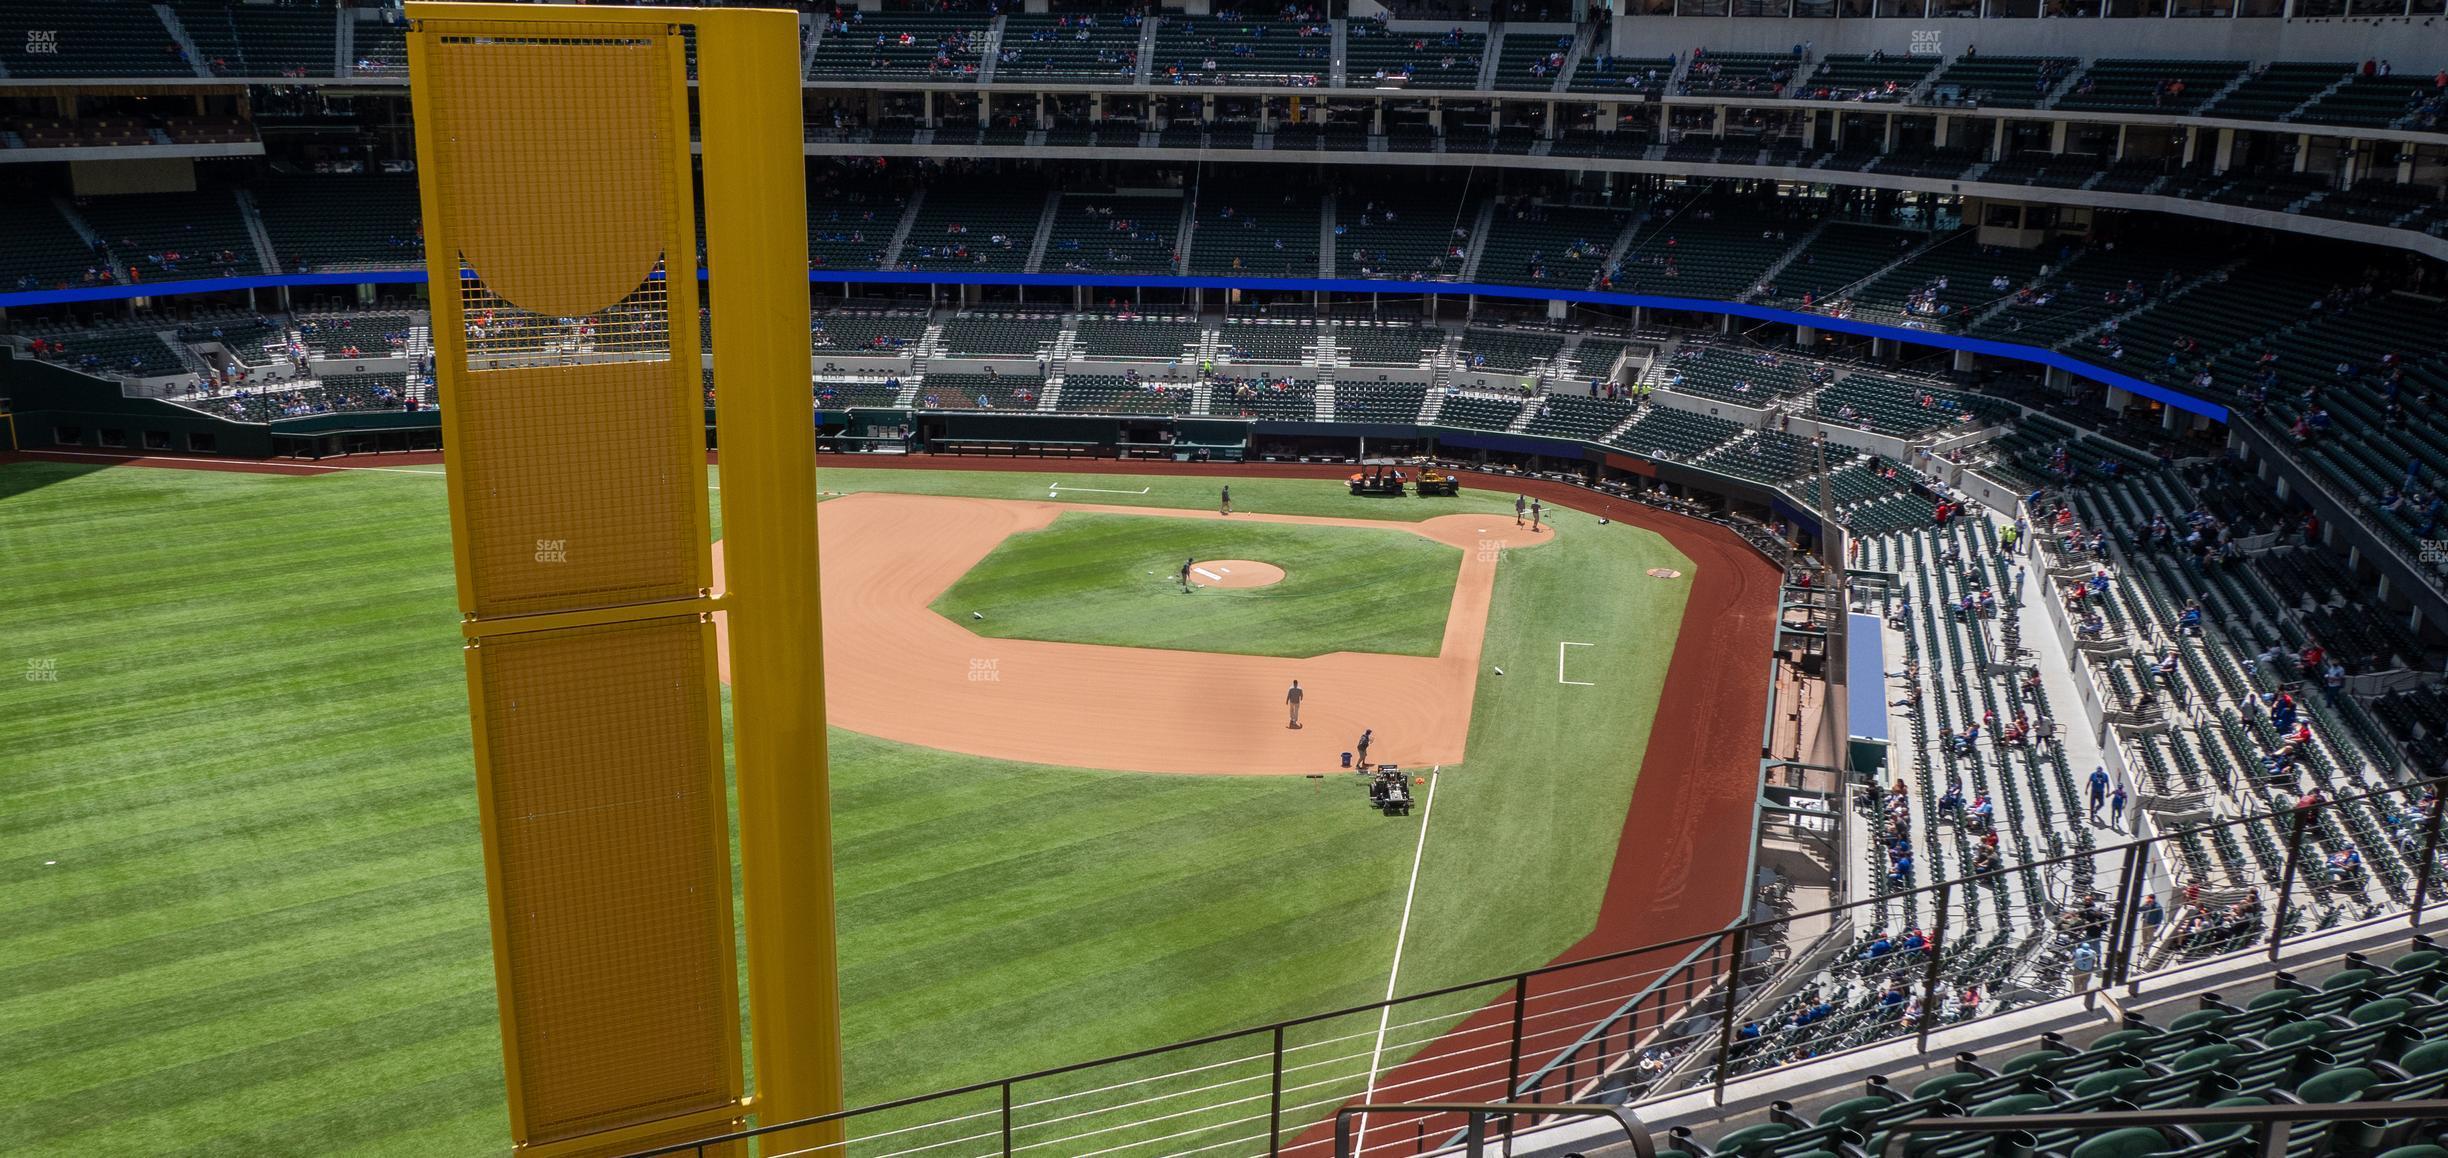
xmin=0 ymin=835 xmax=472 ymax=969
xmin=1 ymin=694 xmax=462 ymax=807
xmin=934 ymin=512 xmax=1461 ymax=658
xmin=16 ymin=1005 xmax=501 ymax=1158
xmin=843 ymin=788 xmax=1405 ymax=971
xmin=0 ymin=923 xmax=486 ymax=1073
xmin=153 ymin=1072 xmax=510 ymax=1158
xmin=4 ymin=810 xmax=468 ymax=943
xmin=0 ymin=894 xmax=484 ymax=1050
xmin=8 ymin=929 xmax=491 ymax=1102
xmin=28 ymin=1008 xmax=501 ymax=1155
xmin=0 ymin=870 xmax=482 ymax=1009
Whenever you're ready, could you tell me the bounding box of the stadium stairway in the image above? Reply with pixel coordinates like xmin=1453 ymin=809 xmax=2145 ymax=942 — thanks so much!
xmin=1458 ymin=198 xmax=1500 ymax=282
xmin=235 ymin=190 xmax=279 ymax=275
xmin=1022 ymin=191 xmax=1061 ymax=273
xmin=1035 ymin=326 xmax=1072 ymax=411
xmin=1174 ymin=197 xmax=1198 ymax=274
xmin=881 ymin=190 xmax=925 ymax=268
xmin=974 ymin=15 xmax=1005 ymax=84
xmin=1320 ymin=193 xmax=1339 ymax=277
xmin=153 ymin=4 xmax=208 ymax=78
xmin=1748 ymin=220 xmax=1832 ymax=303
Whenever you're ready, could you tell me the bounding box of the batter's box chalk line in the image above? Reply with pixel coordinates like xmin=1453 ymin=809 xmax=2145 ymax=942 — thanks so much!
xmin=1558 ymin=641 xmax=1596 ymax=686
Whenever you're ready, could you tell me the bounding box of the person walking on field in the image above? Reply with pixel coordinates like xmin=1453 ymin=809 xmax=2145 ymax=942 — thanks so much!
xmin=1531 ymin=498 xmax=1544 ymax=533
xmin=1356 ymin=727 xmax=1374 ymax=768
xmin=1516 ymin=494 xmax=1528 ymax=526
xmin=1285 ymin=679 xmax=1304 ymax=728
xmin=1220 ymin=484 xmax=1232 ymax=516
xmin=1180 ymin=555 xmax=1195 ymax=593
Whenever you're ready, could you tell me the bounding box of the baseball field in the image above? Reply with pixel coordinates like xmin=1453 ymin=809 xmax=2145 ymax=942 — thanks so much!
xmin=0 ymin=454 xmax=1767 ymax=1156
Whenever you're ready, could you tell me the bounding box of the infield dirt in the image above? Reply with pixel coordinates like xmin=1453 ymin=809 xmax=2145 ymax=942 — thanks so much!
xmin=712 ymin=492 xmax=1554 ymax=775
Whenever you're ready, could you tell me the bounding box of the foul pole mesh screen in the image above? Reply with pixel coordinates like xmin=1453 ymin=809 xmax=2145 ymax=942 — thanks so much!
xmin=409 ymin=11 xmax=742 ymax=1154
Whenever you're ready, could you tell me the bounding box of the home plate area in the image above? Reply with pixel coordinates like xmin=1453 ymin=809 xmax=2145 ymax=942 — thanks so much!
xmin=1189 ymin=560 xmax=1286 ymax=589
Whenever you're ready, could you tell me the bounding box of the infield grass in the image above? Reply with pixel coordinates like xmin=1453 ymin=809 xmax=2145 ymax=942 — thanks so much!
xmin=0 ymin=459 xmax=1692 ymax=1156
xmin=932 ymin=512 xmax=1461 ymax=658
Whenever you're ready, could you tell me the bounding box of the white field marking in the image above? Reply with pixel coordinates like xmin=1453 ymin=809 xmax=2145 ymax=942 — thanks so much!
xmin=1047 ymin=483 xmax=1151 ymax=496
xmin=1558 ymin=641 xmax=1596 ymax=686
xmin=1356 ymin=766 xmax=1440 ymax=1158
xmin=1193 ymin=567 xmax=1225 ymax=582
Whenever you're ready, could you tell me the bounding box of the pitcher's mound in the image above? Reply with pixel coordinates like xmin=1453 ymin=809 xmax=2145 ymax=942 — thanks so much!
xmin=1189 ymin=560 xmax=1286 ymax=589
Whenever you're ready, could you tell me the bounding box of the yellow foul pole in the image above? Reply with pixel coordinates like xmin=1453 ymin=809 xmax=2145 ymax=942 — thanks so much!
xmin=698 ymin=8 xmax=847 ymax=1150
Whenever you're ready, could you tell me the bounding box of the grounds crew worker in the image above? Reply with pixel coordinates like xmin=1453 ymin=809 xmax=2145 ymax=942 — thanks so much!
xmin=1285 ymin=680 xmax=1304 ymax=729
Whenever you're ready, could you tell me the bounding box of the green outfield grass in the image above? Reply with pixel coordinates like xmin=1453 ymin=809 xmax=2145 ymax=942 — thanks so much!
xmin=931 ymin=512 xmax=1461 ymax=658
xmin=0 ymin=459 xmax=1692 ymax=1156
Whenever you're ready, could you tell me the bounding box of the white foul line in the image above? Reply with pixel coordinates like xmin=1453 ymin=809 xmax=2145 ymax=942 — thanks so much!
xmin=1047 ymin=483 xmax=1152 ymax=496
xmin=1356 ymin=766 xmax=1440 ymax=1158
xmin=1558 ymin=641 xmax=1595 ymax=686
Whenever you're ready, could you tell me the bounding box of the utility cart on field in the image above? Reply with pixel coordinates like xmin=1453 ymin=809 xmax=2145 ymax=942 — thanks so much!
xmin=1348 ymin=463 xmax=1407 ymax=496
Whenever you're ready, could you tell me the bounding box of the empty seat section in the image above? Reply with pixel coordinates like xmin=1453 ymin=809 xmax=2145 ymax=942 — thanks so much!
xmin=1800 ymin=53 xmax=1937 ymax=101
xmin=1058 ymin=374 xmax=1195 ymax=415
xmin=1341 ymin=19 xmax=1484 ymax=90
xmin=937 ymin=314 xmax=1062 ymax=357
xmin=1492 ymin=28 xmax=1575 ymax=90
xmin=77 ymin=191 xmax=260 ymax=282
xmin=1189 ymin=197 xmax=1320 ymax=277
xmin=1153 ymin=13 xmax=1331 ymax=87
xmin=1333 ymin=381 xmax=1427 ymax=421
xmin=0 ymin=1 xmax=186 ymax=78
xmin=897 ymin=186 xmax=1042 ymax=272
xmin=1336 ymin=324 xmax=1441 ymax=368
xmin=995 ymin=12 xmax=1141 ymax=81
xmin=1335 ymin=191 xmax=1474 ymax=280
xmin=1476 ymin=202 xmax=1634 ymax=290
xmin=808 ymin=12 xmax=988 ymax=81
xmin=1212 ymin=375 xmax=1317 ymax=419
xmin=1926 ymin=55 xmax=2076 ymax=108
xmin=255 ymin=176 xmax=422 ymax=272
xmin=1045 ymin=194 xmax=1180 ymax=275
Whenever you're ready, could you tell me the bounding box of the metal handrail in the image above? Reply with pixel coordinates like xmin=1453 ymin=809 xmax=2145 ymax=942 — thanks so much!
xmin=1334 ymin=1102 xmax=1657 ymax=1158
xmin=1874 ymin=1098 xmax=2448 ymax=1158
xmin=618 ymin=774 xmax=2446 ymax=1157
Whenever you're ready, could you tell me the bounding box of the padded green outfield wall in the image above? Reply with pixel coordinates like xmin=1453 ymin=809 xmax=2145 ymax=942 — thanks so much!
xmin=0 ymin=351 xmax=274 ymax=456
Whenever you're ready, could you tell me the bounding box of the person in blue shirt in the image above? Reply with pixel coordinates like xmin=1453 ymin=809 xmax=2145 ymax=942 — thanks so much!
xmin=2110 ymin=782 xmax=2129 ymax=830
xmin=2088 ymin=766 xmax=2111 ymax=821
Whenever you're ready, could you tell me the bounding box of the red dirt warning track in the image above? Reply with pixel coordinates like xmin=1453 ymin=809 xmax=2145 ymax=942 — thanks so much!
xmin=713 ymin=494 xmax=1553 ymax=775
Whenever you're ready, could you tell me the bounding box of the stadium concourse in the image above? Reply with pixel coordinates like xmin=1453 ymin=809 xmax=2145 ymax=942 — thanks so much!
xmin=4 ymin=1 xmax=2448 ymax=1156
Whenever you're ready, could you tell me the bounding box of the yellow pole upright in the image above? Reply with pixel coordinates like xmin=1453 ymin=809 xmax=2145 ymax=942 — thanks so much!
xmin=698 ymin=7 xmax=845 ymax=1151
